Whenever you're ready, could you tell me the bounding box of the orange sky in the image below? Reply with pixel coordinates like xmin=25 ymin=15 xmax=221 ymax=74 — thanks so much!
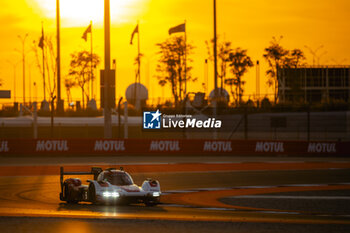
xmin=0 ymin=0 xmax=350 ymax=106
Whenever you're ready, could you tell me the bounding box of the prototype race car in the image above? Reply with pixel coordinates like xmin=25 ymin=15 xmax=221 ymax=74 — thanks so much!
xmin=59 ymin=167 xmax=161 ymax=206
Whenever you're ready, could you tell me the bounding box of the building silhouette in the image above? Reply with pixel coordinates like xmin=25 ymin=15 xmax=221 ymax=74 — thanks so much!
xmin=278 ymin=66 xmax=350 ymax=104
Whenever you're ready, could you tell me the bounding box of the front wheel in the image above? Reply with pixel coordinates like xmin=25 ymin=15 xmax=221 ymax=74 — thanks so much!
xmin=144 ymin=198 xmax=159 ymax=207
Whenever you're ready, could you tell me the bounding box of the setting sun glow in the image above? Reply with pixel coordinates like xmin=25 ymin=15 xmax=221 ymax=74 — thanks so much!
xmin=31 ymin=0 xmax=143 ymax=26
xmin=0 ymin=0 xmax=350 ymax=105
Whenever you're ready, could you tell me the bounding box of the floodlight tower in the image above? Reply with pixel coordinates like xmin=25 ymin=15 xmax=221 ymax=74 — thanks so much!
xmin=56 ymin=0 xmax=63 ymax=112
xmin=104 ymin=0 xmax=112 ymax=138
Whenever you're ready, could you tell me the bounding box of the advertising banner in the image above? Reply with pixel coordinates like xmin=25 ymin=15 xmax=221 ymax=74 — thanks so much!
xmin=0 ymin=139 xmax=348 ymax=156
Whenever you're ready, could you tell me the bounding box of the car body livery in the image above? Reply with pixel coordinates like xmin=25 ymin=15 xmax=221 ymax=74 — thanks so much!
xmin=59 ymin=167 xmax=161 ymax=206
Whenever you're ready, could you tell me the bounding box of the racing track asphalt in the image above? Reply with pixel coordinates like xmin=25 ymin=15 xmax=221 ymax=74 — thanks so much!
xmin=0 ymin=156 xmax=350 ymax=233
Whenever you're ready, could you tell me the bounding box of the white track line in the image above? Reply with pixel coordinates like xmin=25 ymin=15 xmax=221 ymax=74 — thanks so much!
xmin=163 ymin=183 xmax=350 ymax=194
xmin=229 ymin=195 xmax=350 ymax=200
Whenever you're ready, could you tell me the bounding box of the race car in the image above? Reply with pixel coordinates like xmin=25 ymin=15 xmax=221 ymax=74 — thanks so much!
xmin=59 ymin=166 xmax=161 ymax=206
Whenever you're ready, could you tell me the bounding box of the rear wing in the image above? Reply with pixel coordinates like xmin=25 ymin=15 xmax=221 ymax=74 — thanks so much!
xmin=60 ymin=167 xmax=103 ymax=193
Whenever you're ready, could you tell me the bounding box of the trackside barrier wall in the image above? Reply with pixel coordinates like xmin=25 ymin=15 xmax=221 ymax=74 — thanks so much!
xmin=0 ymin=139 xmax=349 ymax=155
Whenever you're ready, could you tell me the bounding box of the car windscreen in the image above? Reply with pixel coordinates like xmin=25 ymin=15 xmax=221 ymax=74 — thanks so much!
xmin=105 ymin=173 xmax=133 ymax=186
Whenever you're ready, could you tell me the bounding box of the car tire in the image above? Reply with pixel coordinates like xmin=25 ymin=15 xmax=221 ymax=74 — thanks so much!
xmin=88 ymin=183 xmax=97 ymax=203
xmin=145 ymin=199 xmax=158 ymax=207
xmin=63 ymin=183 xmax=78 ymax=204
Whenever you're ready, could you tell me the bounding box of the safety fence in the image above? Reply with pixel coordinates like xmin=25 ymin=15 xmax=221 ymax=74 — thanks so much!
xmin=0 ymin=138 xmax=348 ymax=156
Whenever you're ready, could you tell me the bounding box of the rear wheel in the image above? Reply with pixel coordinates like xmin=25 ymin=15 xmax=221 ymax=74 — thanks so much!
xmin=63 ymin=183 xmax=78 ymax=204
xmin=88 ymin=183 xmax=97 ymax=203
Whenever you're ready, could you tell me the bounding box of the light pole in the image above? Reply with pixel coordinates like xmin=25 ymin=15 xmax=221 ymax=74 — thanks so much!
xmin=112 ymin=58 xmax=117 ymax=99
xmin=304 ymin=45 xmax=324 ymax=66
xmin=256 ymin=60 xmax=260 ymax=100
xmin=104 ymin=0 xmax=112 ymax=138
xmin=145 ymin=53 xmax=157 ymax=101
xmin=317 ymin=51 xmax=327 ymax=65
xmin=18 ymin=33 xmax=29 ymax=105
xmin=34 ymin=82 xmax=37 ymax=102
xmin=331 ymin=58 xmax=347 ymax=65
xmin=202 ymin=59 xmax=209 ymax=95
xmin=56 ymin=0 xmax=62 ymax=112
xmin=6 ymin=60 xmax=20 ymax=103
xmin=213 ymin=0 xmax=218 ymax=140
xmin=28 ymin=61 xmax=36 ymax=105
xmin=213 ymin=0 xmax=218 ymax=94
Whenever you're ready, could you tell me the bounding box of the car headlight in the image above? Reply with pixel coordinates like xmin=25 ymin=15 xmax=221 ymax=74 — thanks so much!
xmin=103 ymin=191 xmax=120 ymax=198
xmin=152 ymin=192 xmax=160 ymax=197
